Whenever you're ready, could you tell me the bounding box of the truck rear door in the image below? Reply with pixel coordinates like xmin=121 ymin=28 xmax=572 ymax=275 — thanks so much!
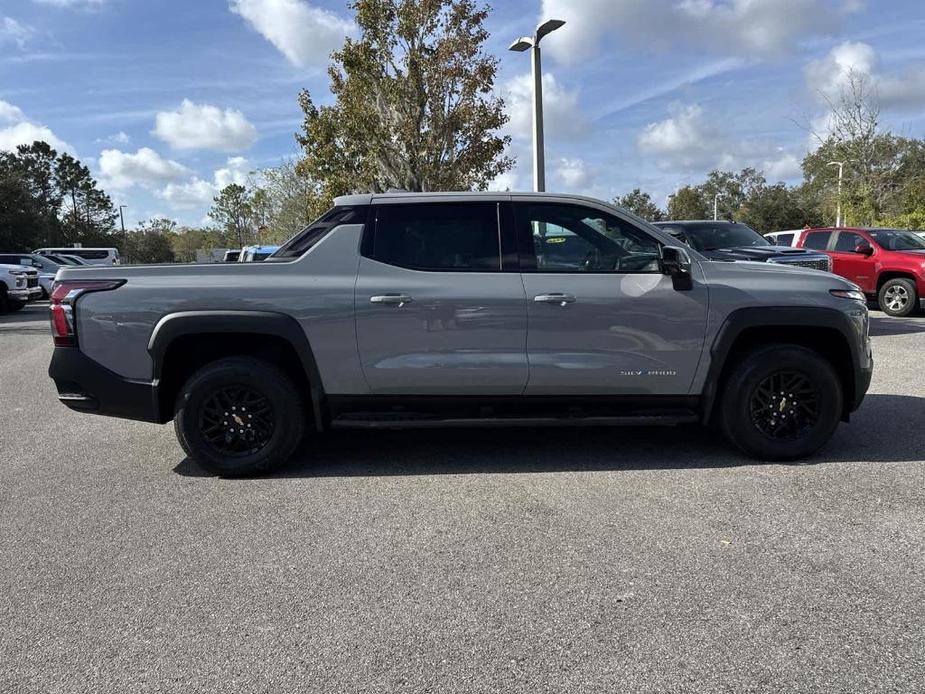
xmin=354 ymin=200 xmax=528 ymax=395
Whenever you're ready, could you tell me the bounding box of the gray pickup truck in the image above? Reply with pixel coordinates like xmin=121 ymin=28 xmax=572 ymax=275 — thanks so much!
xmin=48 ymin=192 xmax=873 ymax=476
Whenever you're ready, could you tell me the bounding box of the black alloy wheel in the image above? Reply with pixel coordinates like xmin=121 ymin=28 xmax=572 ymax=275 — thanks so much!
xmin=749 ymin=370 xmax=819 ymax=441
xmin=198 ymin=385 xmax=275 ymax=457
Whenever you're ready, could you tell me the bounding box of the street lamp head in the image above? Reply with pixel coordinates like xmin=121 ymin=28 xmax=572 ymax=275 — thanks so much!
xmin=508 ymin=37 xmax=533 ymax=52
xmin=536 ymin=19 xmax=566 ymax=43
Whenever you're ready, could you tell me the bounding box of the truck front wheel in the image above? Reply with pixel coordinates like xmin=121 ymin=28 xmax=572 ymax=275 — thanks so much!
xmin=719 ymin=344 xmax=843 ymax=461
xmin=878 ymin=278 xmax=918 ymax=317
xmin=174 ymin=357 xmax=306 ymax=477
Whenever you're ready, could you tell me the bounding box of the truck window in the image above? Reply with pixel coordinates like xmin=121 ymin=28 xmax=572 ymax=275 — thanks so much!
xmin=368 ymin=202 xmax=501 ymax=271
xmin=515 ymin=203 xmax=660 ymax=273
xmin=272 ymin=207 xmax=367 ymax=259
xmin=803 ymin=232 xmax=832 ymax=250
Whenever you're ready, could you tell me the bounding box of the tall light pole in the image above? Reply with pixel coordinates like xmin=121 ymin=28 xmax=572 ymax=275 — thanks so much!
xmin=713 ymin=193 xmax=724 ymax=221
xmin=509 ymin=19 xmax=566 ymax=193
xmin=118 ymin=205 xmax=128 ymax=251
xmin=827 ymin=161 xmax=844 ymax=227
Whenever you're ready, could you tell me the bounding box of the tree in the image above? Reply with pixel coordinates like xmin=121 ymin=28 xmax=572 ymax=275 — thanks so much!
xmin=55 ymin=153 xmax=117 ymax=243
xmin=209 ymin=184 xmax=253 ymax=247
xmin=122 ymin=218 xmax=176 ymax=264
xmin=296 ymin=0 xmax=513 ymax=209
xmin=615 ymin=188 xmax=664 ymax=222
xmin=667 ymin=186 xmax=709 ymax=220
xmin=259 ymin=160 xmax=321 ymax=242
xmin=699 ymin=168 xmax=766 ymax=219
xmin=170 ymin=227 xmax=206 ymax=263
xmin=0 ymin=141 xmax=117 ymax=251
xmin=738 ymin=183 xmax=822 ymax=233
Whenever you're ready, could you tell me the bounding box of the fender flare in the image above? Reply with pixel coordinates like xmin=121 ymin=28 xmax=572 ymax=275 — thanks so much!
xmin=147 ymin=310 xmax=325 ymax=429
xmin=700 ymin=306 xmax=867 ymax=423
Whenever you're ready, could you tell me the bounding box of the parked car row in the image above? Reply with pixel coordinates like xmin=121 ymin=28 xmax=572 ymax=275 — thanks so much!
xmin=643 ymin=220 xmax=924 ymax=318
xmin=764 ymin=227 xmax=925 ymax=317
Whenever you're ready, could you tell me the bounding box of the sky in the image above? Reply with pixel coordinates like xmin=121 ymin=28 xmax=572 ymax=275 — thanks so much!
xmin=1 ymin=0 xmax=924 ymax=227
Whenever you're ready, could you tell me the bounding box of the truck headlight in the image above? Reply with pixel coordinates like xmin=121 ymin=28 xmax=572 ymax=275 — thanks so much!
xmin=830 ymin=289 xmax=866 ymax=302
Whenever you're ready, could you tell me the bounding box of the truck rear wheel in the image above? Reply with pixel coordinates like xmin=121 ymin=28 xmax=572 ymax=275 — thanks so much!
xmin=719 ymin=344 xmax=843 ymax=461
xmin=174 ymin=357 xmax=306 ymax=477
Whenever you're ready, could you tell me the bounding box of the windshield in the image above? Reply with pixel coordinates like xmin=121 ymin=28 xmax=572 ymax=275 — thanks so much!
xmin=672 ymin=223 xmax=770 ymax=252
xmin=868 ymin=229 xmax=925 ymax=251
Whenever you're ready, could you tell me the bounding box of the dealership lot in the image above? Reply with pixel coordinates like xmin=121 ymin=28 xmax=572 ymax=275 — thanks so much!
xmin=2 ymin=303 xmax=924 ymax=692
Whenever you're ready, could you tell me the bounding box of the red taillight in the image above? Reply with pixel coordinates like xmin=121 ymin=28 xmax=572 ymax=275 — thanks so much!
xmin=49 ymin=279 xmax=125 ymax=347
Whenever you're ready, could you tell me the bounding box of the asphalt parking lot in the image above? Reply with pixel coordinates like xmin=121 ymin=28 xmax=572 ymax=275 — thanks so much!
xmin=2 ymin=302 xmax=924 ymax=693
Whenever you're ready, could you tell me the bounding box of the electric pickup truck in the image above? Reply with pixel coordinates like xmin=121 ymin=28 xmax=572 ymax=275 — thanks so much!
xmin=48 ymin=192 xmax=873 ymax=476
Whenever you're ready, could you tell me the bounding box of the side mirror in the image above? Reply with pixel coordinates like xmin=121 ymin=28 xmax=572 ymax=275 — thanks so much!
xmin=661 ymin=245 xmax=693 ymax=291
xmin=855 ymin=242 xmax=874 ymax=257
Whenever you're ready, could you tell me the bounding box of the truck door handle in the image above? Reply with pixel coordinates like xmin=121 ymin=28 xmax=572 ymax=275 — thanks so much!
xmin=370 ymin=294 xmax=414 ymax=307
xmin=534 ymin=293 xmax=576 ymax=306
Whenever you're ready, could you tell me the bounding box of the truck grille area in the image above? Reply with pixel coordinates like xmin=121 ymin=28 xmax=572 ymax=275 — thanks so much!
xmin=27 ymin=276 xmax=39 ymax=288
xmin=770 ymin=258 xmax=831 ymax=272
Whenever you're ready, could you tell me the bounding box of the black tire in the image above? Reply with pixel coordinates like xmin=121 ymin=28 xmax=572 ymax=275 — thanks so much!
xmin=0 ymin=288 xmax=9 ymax=315
xmin=174 ymin=356 xmax=306 ymax=477
xmin=719 ymin=344 xmax=843 ymax=461
xmin=878 ymin=278 xmax=918 ymax=317
xmin=7 ymin=299 xmax=26 ymax=312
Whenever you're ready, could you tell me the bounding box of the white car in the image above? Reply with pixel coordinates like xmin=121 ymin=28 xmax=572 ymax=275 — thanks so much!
xmin=0 ymin=262 xmax=42 ymax=313
xmin=0 ymin=253 xmax=65 ymax=298
xmin=33 ymin=247 xmax=121 ymax=266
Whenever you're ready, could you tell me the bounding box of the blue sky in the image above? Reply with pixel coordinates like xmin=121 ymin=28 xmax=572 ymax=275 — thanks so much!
xmin=2 ymin=0 xmax=924 ymax=227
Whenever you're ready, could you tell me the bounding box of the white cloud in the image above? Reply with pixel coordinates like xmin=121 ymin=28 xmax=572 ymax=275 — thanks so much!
xmin=488 ymin=169 xmax=523 ymax=192
xmin=229 ymin=0 xmax=354 ymax=68
xmin=96 ymin=130 xmax=130 ymax=145
xmin=556 ymin=158 xmax=594 ymax=189
xmin=1 ymin=17 xmax=33 ymax=49
xmin=158 ymin=157 xmax=252 ymax=209
xmin=638 ymin=103 xmax=718 ymax=168
xmin=0 ymin=100 xmax=26 ymax=123
xmin=539 ymin=0 xmax=862 ymax=63
xmin=153 ymin=99 xmax=257 ymax=152
xmin=503 ymin=72 xmax=585 ymax=142
xmin=638 ymin=102 xmax=803 ymax=181
xmin=763 ymin=151 xmax=803 ymax=181
xmin=98 ymin=148 xmax=190 ymax=190
xmin=804 ymin=41 xmax=925 ymax=111
xmin=0 ymin=99 xmax=71 ymax=152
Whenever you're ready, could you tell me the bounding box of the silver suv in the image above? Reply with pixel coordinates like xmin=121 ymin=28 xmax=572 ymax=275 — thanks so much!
xmin=48 ymin=192 xmax=873 ymax=476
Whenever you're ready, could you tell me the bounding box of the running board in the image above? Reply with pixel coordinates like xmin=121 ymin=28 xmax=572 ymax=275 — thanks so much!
xmin=330 ymin=411 xmax=699 ymax=430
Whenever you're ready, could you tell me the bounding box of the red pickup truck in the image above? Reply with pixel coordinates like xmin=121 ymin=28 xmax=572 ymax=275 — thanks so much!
xmin=793 ymin=227 xmax=925 ymax=317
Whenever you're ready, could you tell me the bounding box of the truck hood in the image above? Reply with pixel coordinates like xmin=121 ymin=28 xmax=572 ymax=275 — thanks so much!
xmin=700 ymin=255 xmax=856 ymax=286
xmin=699 ymin=245 xmax=827 ymax=262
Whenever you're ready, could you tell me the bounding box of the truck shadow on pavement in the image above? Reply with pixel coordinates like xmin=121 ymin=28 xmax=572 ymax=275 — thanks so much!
xmin=868 ymin=314 xmax=925 ymax=336
xmin=173 ymin=393 xmax=925 ymax=478
xmin=0 ymin=304 xmax=49 ymax=333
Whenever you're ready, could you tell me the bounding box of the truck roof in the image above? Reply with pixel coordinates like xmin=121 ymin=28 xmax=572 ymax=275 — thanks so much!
xmin=333 ymin=191 xmax=622 ymax=208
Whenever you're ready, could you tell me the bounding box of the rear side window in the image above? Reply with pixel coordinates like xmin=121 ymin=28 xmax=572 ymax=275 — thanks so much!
xmin=803 ymin=232 xmax=832 ymax=250
xmin=272 ymin=206 xmax=367 ymax=259
xmin=771 ymin=233 xmax=793 ymax=246
xmin=367 ymin=203 xmax=501 ymax=271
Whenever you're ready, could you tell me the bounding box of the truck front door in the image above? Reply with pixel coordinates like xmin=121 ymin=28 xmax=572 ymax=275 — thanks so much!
xmin=513 ymin=201 xmax=710 ymax=395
